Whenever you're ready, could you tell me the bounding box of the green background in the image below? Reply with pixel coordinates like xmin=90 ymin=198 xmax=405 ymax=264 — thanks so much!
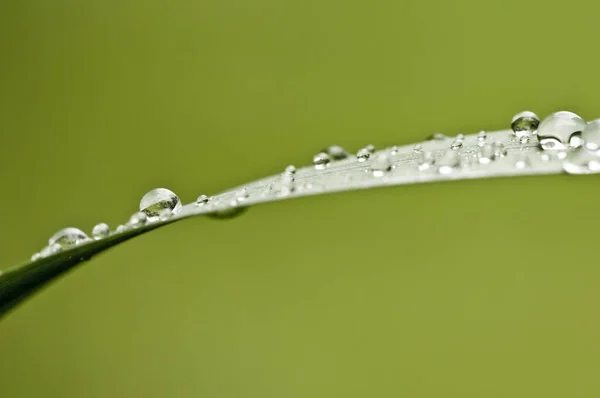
xmin=1 ymin=0 xmax=599 ymax=397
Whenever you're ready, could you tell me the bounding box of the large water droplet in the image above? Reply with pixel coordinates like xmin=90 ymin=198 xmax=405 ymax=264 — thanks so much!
xmin=313 ymin=152 xmax=330 ymax=169
xmin=139 ymin=188 xmax=182 ymax=220
xmin=49 ymin=227 xmax=89 ymax=249
xmin=511 ymin=111 xmax=540 ymax=137
xmin=129 ymin=211 xmax=147 ymax=228
xmin=437 ymin=151 xmax=460 ymax=174
xmin=581 ymin=119 xmax=600 ymax=151
xmin=92 ymin=223 xmax=110 ymax=240
xmin=370 ymin=153 xmax=392 ymax=177
xmin=325 ymin=145 xmax=349 ymax=160
xmin=537 ymin=111 xmax=587 ymax=150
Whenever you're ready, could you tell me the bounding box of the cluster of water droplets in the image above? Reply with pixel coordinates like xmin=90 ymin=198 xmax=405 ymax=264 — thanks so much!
xmin=28 ymin=109 xmax=600 ymax=263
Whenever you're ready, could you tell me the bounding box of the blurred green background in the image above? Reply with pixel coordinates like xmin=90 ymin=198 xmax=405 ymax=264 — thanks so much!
xmin=1 ymin=0 xmax=600 ymax=397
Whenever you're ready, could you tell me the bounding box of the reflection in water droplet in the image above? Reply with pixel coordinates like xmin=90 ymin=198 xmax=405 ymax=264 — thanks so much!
xmin=285 ymin=165 xmax=296 ymax=174
xmin=451 ymin=139 xmax=463 ymax=150
xmin=158 ymin=208 xmax=173 ymax=221
xmin=370 ymin=153 xmax=392 ymax=177
xmin=49 ymin=227 xmax=89 ymax=249
xmin=313 ymin=152 xmax=330 ymax=169
xmin=511 ymin=111 xmax=540 ymax=137
xmin=139 ymin=188 xmax=182 ymax=220
xmin=92 ymin=223 xmax=110 ymax=240
xmin=357 ymin=148 xmax=370 ymax=162
xmin=129 ymin=212 xmax=147 ymax=228
xmin=537 ymin=111 xmax=587 ymax=150
xmin=437 ymin=151 xmax=460 ymax=174
xmin=325 ymin=145 xmax=348 ymax=160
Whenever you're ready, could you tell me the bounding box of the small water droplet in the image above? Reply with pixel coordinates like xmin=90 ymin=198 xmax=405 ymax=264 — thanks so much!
xmin=437 ymin=151 xmax=460 ymax=174
xmin=365 ymin=144 xmax=375 ymax=153
xmin=540 ymin=153 xmax=551 ymax=162
xmin=582 ymin=119 xmax=600 ymax=151
xmin=391 ymin=146 xmax=399 ymax=155
xmin=195 ymin=195 xmax=210 ymax=206
xmin=31 ymin=252 xmax=41 ymax=262
xmin=493 ymin=142 xmax=507 ymax=158
xmin=413 ymin=145 xmax=422 ymax=153
xmin=456 ymin=134 xmax=464 ymax=140
xmin=511 ymin=111 xmax=540 ymax=137
xmin=325 ymin=145 xmax=348 ymax=160
xmin=450 ymin=139 xmax=463 ymax=150
xmin=129 ymin=211 xmax=147 ymax=228
xmin=285 ymin=165 xmax=296 ymax=174
xmin=370 ymin=153 xmax=392 ymax=177
xmin=139 ymin=188 xmax=182 ymax=220
xmin=313 ymin=152 xmax=330 ymax=169
xmin=236 ymin=188 xmax=249 ymax=202
xmin=417 ymin=151 xmax=435 ymax=171
xmin=515 ymin=154 xmax=530 ymax=169
xmin=116 ymin=224 xmax=127 ymax=233
xmin=562 ymin=146 xmax=600 ymax=174
xmin=49 ymin=227 xmax=89 ymax=249
xmin=92 ymin=223 xmax=110 ymax=240
xmin=428 ymin=132 xmax=447 ymax=141
xmin=477 ymin=144 xmax=495 ymax=164
xmin=356 ymin=148 xmax=370 ymax=162
xmin=537 ymin=111 xmax=587 ymax=150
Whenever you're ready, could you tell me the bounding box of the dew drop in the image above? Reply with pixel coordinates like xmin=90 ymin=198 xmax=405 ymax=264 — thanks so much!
xmin=313 ymin=152 xmax=330 ymax=169
xmin=325 ymin=145 xmax=349 ymax=160
xmin=92 ymin=223 xmax=110 ymax=240
xmin=391 ymin=146 xmax=399 ymax=155
xmin=581 ymin=119 xmax=600 ymax=151
xmin=511 ymin=111 xmax=540 ymax=137
xmin=40 ymin=243 xmax=62 ymax=258
xmin=493 ymin=142 xmax=507 ymax=158
xmin=519 ymin=135 xmax=531 ymax=144
xmin=139 ymin=188 xmax=182 ymax=220
xmin=477 ymin=144 xmax=495 ymax=164
xmin=537 ymin=111 xmax=587 ymax=150
xmin=129 ymin=211 xmax=147 ymax=228
xmin=450 ymin=139 xmax=463 ymax=150
xmin=49 ymin=227 xmax=89 ymax=249
xmin=285 ymin=165 xmax=296 ymax=174
xmin=417 ymin=151 xmax=435 ymax=171
xmin=428 ymin=132 xmax=448 ymax=141
xmin=31 ymin=252 xmax=41 ymax=262
xmin=158 ymin=208 xmax=173 ymax=221
xmin=356 ymin=148 xmax=370 ymax=162
xmin=370 ymin=153 xmax=392 ymax=177
xmin=437 ymin=151 xmax=460 ymax=174
xmin=196 ymin=195 xmax=210 ymax=206
xmin=236 ymin=188 xmax=249 ymax=202
xmin=562 ymin=146 xmax=600 ymax=174
xmin=116 ymin=224 xmax=127 ymax=233
xmin=515 ymin=154 xmax=530 ymax=169
xmin=365 ymin=144 xmax=375 ymax=153
xmin=413 ymin=145 xmax=422 ymax=154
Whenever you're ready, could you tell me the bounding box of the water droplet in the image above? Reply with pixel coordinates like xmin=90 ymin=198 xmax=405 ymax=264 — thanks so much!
xmin=477 ymin=144 xmax=495 ymax=164
xmin=562 ymin=146 xmax=600 ymax=174
xmin=285 ymin=165 xmax=296 ymax=174
xmin=450 ymin=139 xmax=463 ymax=150
xmin=417 ymin=151 xmax=435 ymax=170
xmin=511 ymin=111 xmax=540 ymax=137
xmin=129 ymin=212 xmax=147 ymax=228
xmin=437 ymin=151 xmax=460 ymax=174
xmin=519 ymin=135 xmax=531 ymax=144
xmin=92 ymin=223 xmax=110 ymax=240
xmin=370 ymin=153 xmax=392 ymax=177
xmin=49 ymin=227 xmax=89 ymax=249
xmin=537 ymin=111 xmax=587 ymax=150
xmin=493 ymin=142 xmax=507 ymax=158
xmin=582 ymin=119 xmax=600 ymax=151
xmin=356 ymin=148 xmax=370 ymax=162
xmin=456 ymin=134 xmax=464 ymax=140
xmin=158 ymin=208 xmax=173 ymax=221
xmin=313 ymin=152 xmax=330 ymax=169
xmin=428 ymin=132 xmax=448 ymax=141
xmin=116 ymin=224 xmax=127 ymax=233
xmin=365 ymin=144 xmax=375 ymax=153
xmin=540 ymin=153 xmax=551 ymax=162
xmin=236 ymin=188 xmax=249 ymax=202
xmin=325 ymin=145 xmax=348 ymax=160
xmin=40 ymin=243 xmax=62 ymax=258
xmin=196 ymin=195 xmax=210 ymax=206
xmin=413 ymin=145 xmax=422 ymax=154
xmin=391 ymin=146 xmax=399 ymax=155
xmin=139 ymin=188 xmax=182 ymax=220
xmin=515 ymin=154 xmax=530 ymax=169
xmin=31 ymin=252 xmax=41 ymax=262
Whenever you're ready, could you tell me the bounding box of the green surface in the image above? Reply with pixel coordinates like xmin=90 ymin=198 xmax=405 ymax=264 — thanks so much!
xmin=1 ymin=0 xmax=600 ymax=397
